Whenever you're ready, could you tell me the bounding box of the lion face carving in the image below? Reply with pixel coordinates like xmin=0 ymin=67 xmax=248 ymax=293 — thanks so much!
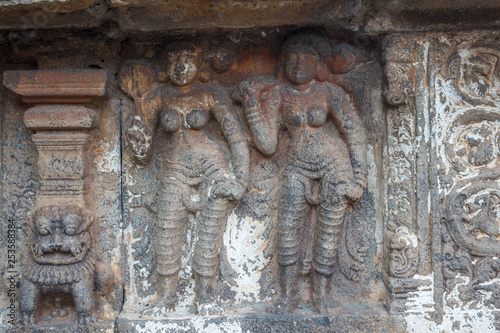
xmin=29 ymin=204 xmax=92 ymax=265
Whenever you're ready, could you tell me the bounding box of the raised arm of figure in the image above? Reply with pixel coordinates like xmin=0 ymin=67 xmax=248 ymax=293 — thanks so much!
xmin=210 ymin=87 xmax=250 ymax=200
xmin=236 ymin=77 xmax=281 ymax=156
xmin=328 ymin=84 xmax=368 ymax=201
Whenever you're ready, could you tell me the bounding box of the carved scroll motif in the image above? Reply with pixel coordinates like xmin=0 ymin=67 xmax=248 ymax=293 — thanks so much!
xmin=389 ymin=227 xmax=418 ymax=278
xmin=3 ymin=69 xmax=113 ymax=330
xmin=435 ymin=37 xmax=500 ymax=308
xmin=456 ymin=48 xmax=500 ymax=106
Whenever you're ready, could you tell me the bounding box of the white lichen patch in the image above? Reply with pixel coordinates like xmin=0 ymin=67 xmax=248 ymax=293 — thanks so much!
xmin=134 ymin=319 xmax=246 ymax=333
xmin=122 ymin=221 xmax=155 ymax=307
xmin=223 ymin=212 xmax=271 ymax=303
xmin=135 ymin=321 xmax=190 ymax=332
xmin=405 ymin=273 xmax=497 ymax=332
xmin=191 ymin=319 xmax=244 ymax=333
xmin=94 ymin=141 xmax=120 ymax=173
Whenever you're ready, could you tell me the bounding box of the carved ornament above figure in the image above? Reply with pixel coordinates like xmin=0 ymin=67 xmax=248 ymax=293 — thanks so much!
xmin=3 ymin=69 xmax=109 ymax=202
xmin=3 ymin=69 xmax=109 ymax=104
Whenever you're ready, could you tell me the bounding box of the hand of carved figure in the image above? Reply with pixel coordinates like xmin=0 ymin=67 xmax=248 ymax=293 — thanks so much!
xmin=237 ymin=78 xmax=278 ymax=109
xmin=126 ymin=118 xmax=153 ymax=162
xmin=238 ymin=78 xmax=266 ymax=106
xmin=212 ymin=178 xmax=246 ymax=201
xmin=345 ymin=178 xmax=366 ymax=203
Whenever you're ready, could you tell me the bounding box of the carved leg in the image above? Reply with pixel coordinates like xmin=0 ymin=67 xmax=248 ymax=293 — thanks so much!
xmin=153 ymin=181 xmax=190 ymax=312
xmin=311 ymin=272 xmax=332 ymax=314
xmin=20 ymin=279 xmax=39 ymax=326
xmin=312 ymin=175 xmax=348 ymax=314
xmin=268 ymin=170 xmax=308 ymax=314
xmin=268 ymin=264 xmax=301 ymax=315
xmin=155 ymin=181 xmax=188 ymax=306
xmin=193 ymin=196 xmax=227 ymax=316
xmin=94 ymin=261 xmax=114 ymax=316
xmin=72 ymin=279 xmax=95 ymax=326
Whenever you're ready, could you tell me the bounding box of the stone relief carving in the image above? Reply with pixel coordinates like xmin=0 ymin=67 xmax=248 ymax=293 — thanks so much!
xmin=382 ymin=36 xmax=419 ymax=281
xmin=435 ymin=36 xmax=500 ymax=315
xmin=119 ymin=43 xmax=250 ymax=315
xmin=443 ymin=181 xmax=500 ymax=309
xmin=3 ymin=69 xmax=114 ymax=330
xmin=22 ymin=203 xmax=113 ymax=327
xmin=442 ymin=110 xmax=500 ymax=177
xmin=456 ymin=48 xmax=500 ymax=106
xmin=388 ymin=226 xmax=418 ymax=278
xmin=1 ymin=31 xmax=381 ymax=332
xmin=235 ymin=32 xmax=367 ymax=314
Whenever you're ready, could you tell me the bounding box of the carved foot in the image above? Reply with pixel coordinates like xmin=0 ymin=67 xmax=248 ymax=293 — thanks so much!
xmin=312 ymin=294 xmax=340 ymax=315
xmin=267 ymin=296 xmax=298 ymax=314
xmin=21 ymin=311 xmax=35 ymax=327
xmin=142 ymin=295 xmax=177 ymax=316
xmin=77 ymin=312 xmax=95 ymax=326
xmin=51 ymin=308 xmax=69 ymax=318
xmin=196 ymin=295 xmax=224 ymax=316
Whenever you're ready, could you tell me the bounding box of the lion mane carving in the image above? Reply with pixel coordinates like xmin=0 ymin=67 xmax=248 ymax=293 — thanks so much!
xmin=20 ymin=203 xmax=113 ymax=327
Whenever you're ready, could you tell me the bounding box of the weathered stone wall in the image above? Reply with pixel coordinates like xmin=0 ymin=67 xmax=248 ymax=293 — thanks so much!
xmin=0 ymin=1 xmax=499 ymax=332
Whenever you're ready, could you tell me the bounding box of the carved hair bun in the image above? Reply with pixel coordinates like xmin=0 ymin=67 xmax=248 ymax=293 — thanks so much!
xmin=327 ymin=43 xmax=359 ymax=74
xmin=209 ymin=47 xmax=236 ymax=73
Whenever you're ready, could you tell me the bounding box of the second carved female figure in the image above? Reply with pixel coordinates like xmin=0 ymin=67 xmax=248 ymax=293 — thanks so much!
xmin=236 ymin=32 xmax=367 ymax=314
xmin=120 ymin=43 xmax=249 ymax=315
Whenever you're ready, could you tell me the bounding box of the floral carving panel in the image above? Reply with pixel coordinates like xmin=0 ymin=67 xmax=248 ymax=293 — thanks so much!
xmin=432 ymin=32 xmax=500 ymax=328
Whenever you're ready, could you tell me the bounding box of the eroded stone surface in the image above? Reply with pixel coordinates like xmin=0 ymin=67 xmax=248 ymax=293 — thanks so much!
xmin=0 ymin=0 xmax=97 ymax=13
xmin=2 ymin=69 xmax=119 ymax=331
xmin=0 ymin=4 xmax=498 ymax=333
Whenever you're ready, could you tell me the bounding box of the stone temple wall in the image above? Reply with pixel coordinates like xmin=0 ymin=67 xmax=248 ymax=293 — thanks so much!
xmin=0 ymin=1 xmax=499 ymax=332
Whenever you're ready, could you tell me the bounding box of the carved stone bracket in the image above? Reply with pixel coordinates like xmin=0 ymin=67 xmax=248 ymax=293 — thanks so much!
xmin=3 ymin=69 xmax=108 ymax=205
xmin=3 ymin=69 xmax=111 ymax=328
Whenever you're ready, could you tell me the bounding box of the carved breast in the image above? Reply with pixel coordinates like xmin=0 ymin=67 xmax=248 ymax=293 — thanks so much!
xmin=161 ymin=108 xmax=209 ymax=132
xmin=281 ymin=88 xmax=328 ymax=129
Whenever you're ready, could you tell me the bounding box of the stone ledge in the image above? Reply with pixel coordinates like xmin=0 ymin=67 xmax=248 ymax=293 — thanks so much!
xmin=116 ymin=305 xmax=389 ymax=333
xmin=1 ymin=320 xmax=114 ymax=333
xmin=0 ymin=0 xmax=97 ymax=13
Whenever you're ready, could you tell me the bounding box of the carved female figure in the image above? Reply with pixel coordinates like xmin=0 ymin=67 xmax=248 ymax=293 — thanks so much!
xmin=237 ymin=34 xmax=367 ymax=313
xmin=120 ymin=43 xmax=249 ymax=315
